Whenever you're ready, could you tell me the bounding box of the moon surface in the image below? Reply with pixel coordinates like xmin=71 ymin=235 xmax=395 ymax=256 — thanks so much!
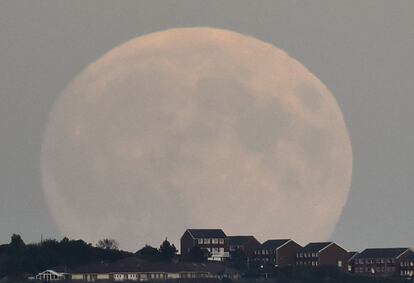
xmin=41 ymin=28 xmax=352 ymax=251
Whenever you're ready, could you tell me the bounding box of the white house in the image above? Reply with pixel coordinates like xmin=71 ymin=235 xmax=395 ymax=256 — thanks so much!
xmin=35 ymin=270 xmax=67 ymax=281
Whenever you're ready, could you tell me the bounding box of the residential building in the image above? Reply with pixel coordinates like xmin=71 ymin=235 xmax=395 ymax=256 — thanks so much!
xmin=228 ymin=235 xmax=261 ymax=256
xmin=180 ymin=229 xmax=229 ymax=261
xmin=347 ymin=251 xmax=359 ymax=273
xmin=296 ymin=242 xmax=349 ymax=271
xmin=68 ymin=257 xmax=240 ymax=281
xmin=399 ymin=252 xmax=414 ymax=278
xmin=253 ymin=239 xmax=302 ymax=267
xmin=353 ymin=248 xmax=413 ymax=277
xmin=35 ymin=267 xmax=69 ymax=281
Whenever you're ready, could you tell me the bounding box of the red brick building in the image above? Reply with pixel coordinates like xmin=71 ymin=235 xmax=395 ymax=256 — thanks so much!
xmin=399 ymin=252 xmax=414 ymax=278
xmin=353 ymin=248 xmax=413 ymax=277
xmin=347 ymin=251 xmax=359 ymax=273
xmin=228 ymin=236 xmax=261 ymax=256
xmin=296 ymin=242 xmax=348 ymax=272
xmin=253 ymin=239 xmax=302 ymax=267
xmin=180 ymin=229 xmax=229 ymax=261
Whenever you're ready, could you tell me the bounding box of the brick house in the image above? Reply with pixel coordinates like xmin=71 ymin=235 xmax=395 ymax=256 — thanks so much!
xmin=399 ymin=252 xmax=414 ymax=278
xmin=296 ymin=242 xmax=348 ymax=271
xmin=228 ymin=236 xmax=261 ymax=256
xmin=353 ymin=248 xmax=413 ymax=277
xmin=347 ymin=251 xmax=359 ymax=273
xmin=253 ymin=239 xmax=302 ymax=267
xmin=180 ymin=229 xmax=229 ymax=261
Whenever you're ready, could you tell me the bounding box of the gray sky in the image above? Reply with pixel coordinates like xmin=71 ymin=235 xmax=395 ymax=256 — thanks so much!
xmin=0 ymin=0 xmax=413 ymax=251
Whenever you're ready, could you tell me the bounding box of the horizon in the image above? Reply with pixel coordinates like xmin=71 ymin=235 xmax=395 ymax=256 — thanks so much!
xmin=1 ymin=1 xmax=414 ymax=253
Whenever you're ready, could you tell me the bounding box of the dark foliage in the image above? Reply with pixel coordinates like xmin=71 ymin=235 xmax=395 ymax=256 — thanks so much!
xmin=96 ymin=239 xmax=119 ymax=250
xmin=229 ymin=249 xmax=248 ymax=269
xmin=241 ymin=265 xmax=410 ymax=283
xmin=135 ymin=245 xmax=160 ymax=262
xmin=182 ymin=246 xmax=210 ymax=262
xmin=159 ymin=239 xmax=178 ymax=261
xmin=0 ymin=235 xmax=130 ymax=278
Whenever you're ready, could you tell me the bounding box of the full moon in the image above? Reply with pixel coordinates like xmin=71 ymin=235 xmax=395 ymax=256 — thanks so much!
xmin=41 ymin=28 xmax=352 ymax=251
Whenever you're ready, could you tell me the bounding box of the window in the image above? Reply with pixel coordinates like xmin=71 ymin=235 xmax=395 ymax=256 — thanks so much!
xmin=338 ymin=261 xmax=342 ymax=267
xmin=204 ymin=238 xmax=210 ymax=244
xmin=219 ymin=239 xmax=224 ymax=244
xmin=212 ymin=238 xmax=218 ymax=244
xmin=198 ymin=239 xmax=203 ymax=244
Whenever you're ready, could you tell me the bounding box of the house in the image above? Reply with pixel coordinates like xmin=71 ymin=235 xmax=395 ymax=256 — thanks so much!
xmin=347 ymin=251 xmax=359 ymax=273
xmin=399 ymin=252 xmax=414 ymax=278
xmin=180 ymin=229 xmax=229 ymax=261
xmin=35 ymin=268 xmax=69 ymax=281
xmin=296 ymin=242 xmax=348 ymax=271
xmin=69 ymin=257 xmax=240 ymax=281
xmin=353 ymin=248 xmax=414 ymax=277
xmin=228 ymin=236 xmax=261 ymax=256
xmin=253 ymin=239 xmax=302 ymax=267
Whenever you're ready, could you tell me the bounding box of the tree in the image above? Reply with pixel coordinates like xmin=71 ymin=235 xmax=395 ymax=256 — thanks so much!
xmin=96 ymin=238 xmax=119 ymax=250
xmin=10 ymin=234 xmax=25 ymax=249
xmin=230 ymin=248 xmax=247 ymax=263
xmin=186 ymin=246 xmax=209 ymax=262
xmin=159 ymin=239 xmax=177 ymax=261
xmin=135 ymin=245 xmax=160 ymax=262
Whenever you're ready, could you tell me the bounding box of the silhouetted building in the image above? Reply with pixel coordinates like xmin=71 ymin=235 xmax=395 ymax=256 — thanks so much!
xmin=347 ymin=251 xmax=359 ymax=273
xmin=228 ymin=235 xmax=261 ymax=256
xmin=68 ymin=257 xmax=240 ymax=281
xmin=296 ymin=242 xmax=348 ymax=271
xmin=180 ymin=229 xmax=229 ymax=261
xmin=400 ymin=252 xmax=414 ymax=278
xmin=253 ymin=239 xmax=302 ymax=267
xmin=354 ymin=248 xmax=413 ymax=277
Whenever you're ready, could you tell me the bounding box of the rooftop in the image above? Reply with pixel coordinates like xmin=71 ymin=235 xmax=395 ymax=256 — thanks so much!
xmin=228 ymin=236 xmax=258 ymax=246
xmin=261 ymin=239 xmax=291 ymax=249
xmin=355 ymin=248 xmax=412 ymax=259
xmin=186 ymin=229 xmax=227 ymax=238
xmin=301 ymin=242 xmax=333 ymax=252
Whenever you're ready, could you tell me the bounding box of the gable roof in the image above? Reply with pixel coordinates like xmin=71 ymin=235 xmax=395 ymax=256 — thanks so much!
xmin=37 ymin=270 xmax=66 ymax=276
xmin=401 ymin=252 xmax=414 ymax=262
xmin=228 ymin=236 xmax=258 ymax=246
xmin=355 ymin=248 xmax=412 ymax=259
xmin=301 ymin=242 xmax=333 ymax=252
xmin=348 ymin=252 xmax=359 ymax=261
xmin=261 ymin=239 xmax=291 ymax=249
xmin=187 ymin=229 xmax=226 ymax=238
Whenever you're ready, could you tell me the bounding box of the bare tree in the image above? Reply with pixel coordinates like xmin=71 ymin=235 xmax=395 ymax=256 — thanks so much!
xmin=96 ymin=238 xmax=119 ymax=250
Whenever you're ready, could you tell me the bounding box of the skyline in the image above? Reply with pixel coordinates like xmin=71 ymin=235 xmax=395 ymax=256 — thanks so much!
xmin=0 ymin=1 xmax=413 ymax=251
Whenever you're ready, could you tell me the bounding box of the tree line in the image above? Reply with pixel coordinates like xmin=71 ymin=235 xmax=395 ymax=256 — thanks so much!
xmin=0 ymin=234 xmax=193 ymax=279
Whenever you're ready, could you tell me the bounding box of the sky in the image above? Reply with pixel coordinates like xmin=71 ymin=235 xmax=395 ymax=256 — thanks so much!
xmin=0 ymin=0 xmax=413 ymax=252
